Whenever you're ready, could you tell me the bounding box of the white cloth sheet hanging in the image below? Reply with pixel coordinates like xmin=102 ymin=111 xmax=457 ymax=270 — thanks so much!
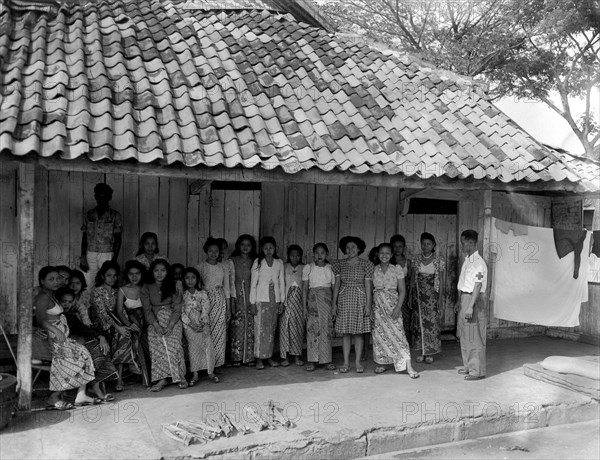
xmin=491 ymin=218 xmax=590 ymax=327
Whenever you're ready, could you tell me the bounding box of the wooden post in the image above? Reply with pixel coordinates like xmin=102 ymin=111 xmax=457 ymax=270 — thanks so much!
xmin=482 ymin=190 xmax=494 ymax=326
xmin=17 ymin=162 xmax=35 ymax=410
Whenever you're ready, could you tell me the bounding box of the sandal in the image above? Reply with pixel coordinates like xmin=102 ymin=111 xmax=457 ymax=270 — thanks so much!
xmin=208 ymin=374 xmax=220 ymax=383
xmin=295 ymin=358 xmax=305 ymax=366
xmin=97 ymin=393 xmax=115 ymax=402
xmin=356 ymin=367 xmax=364 ymax=374
xmin=268 ymin=359 xmax=280 ymax=367
xmin=416 ymin=356 xmax=424 ymax=363
xmin=247 ymin=361 xmax=256 ymax=367
xmin=150 ymin=380 xmax=168 ymax=392
xmin=375 ymin=366 xmax=387 ymax=374
xmin=256 ymin=361 xmax=265 ymax=370
xmin=409 ymin=371 xmax=420 ymax=379
xmin=188 ymin=379 xmax=198 ymax=387
xmin=306 ymin=364 xmax=316 ymax=372
xmin=178 ymin=381 xmax=189 ymax=390
xmin=424 ymin=356 xmax=434 ymax=364
xmin=232 ymin=362 xmax=242 ymax=367
xmin=326 ymin=363 xmax=337 ymax=371
xmin=46 ymin=400 xmax=73 ymax=411
xmin=339 ymin=366 xmax=349 ymax=373
xmin=280 ymin=359 xmax=290 ymax=367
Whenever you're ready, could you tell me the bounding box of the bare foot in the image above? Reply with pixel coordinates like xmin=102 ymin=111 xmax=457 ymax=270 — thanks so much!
xmin=74 ymin=394 xmax=95 ymax=405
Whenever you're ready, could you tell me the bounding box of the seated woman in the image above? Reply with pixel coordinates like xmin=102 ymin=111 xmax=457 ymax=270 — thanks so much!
xmin=56 ymin=286 xmax=118 ymax=401
xmin=116 ymin=260 xmax=150 ymax=386
xmin=68 ymin=269 xmax=92 ymax=326
xmin=34 ymin=266 xmax=96 ymax=410
xmin=89 ymin=261 xmax=140 ymax=392
xmin=140 ymin=259 xmax=187 ymax=392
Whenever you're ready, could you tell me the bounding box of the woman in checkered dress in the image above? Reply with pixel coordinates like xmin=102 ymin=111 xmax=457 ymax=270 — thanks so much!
xmin=332 ymin=236 xmax=374 ymax=374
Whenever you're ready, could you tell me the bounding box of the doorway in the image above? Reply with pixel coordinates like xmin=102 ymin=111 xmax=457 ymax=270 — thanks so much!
xmin=398 ymin=198 xmax=459 ymax=332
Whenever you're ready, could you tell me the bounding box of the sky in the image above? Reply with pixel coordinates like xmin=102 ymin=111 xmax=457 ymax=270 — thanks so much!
xmin=495 ymin=91 xmax=599 ymax=155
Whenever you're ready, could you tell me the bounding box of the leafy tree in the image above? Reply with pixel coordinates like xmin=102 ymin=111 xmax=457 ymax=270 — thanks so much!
xmin=321 ymin=0 xmax=600 ymax=159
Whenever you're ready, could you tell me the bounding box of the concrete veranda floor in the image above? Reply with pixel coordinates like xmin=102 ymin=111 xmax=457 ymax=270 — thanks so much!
xmin=1 ymin=336 xmax=599 ymax=460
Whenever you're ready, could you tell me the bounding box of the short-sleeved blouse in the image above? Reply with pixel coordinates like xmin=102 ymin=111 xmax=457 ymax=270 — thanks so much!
xmin=284 ymin=263 xmax=304 ymax=297
xmin=373 ymin=264 xmax=404 ymax=291
xmin=332 ymin=258 xmax=374 ymax=284
xmin=181 ymin=290 xmax=209 ymax=329
xmin=196 ymin=261 xmax=231 ymax=297
xmin=302 ymin=263 xmax=335 ymax=288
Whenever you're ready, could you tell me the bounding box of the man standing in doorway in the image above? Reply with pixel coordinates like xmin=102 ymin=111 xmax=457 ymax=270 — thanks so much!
xmin=80 ymin=183 xmax=123 ymax=287
xmin=457 ymin=229 xmax=488 ymax=381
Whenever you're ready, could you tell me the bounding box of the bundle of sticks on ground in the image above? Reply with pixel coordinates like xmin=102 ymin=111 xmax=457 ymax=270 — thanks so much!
xmin=162 ymin=401 xmax=293 ymax=445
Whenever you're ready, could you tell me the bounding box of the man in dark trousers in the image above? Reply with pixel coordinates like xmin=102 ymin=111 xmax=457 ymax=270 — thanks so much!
xmin=456 ymin=229 xmax=488 ymax=381
xmin=80 ymin=183 xmax=123 ymax=287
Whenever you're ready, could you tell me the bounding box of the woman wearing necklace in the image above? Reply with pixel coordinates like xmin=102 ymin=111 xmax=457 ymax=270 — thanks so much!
xmin=409 ymin=232 xmax=446 ymax=364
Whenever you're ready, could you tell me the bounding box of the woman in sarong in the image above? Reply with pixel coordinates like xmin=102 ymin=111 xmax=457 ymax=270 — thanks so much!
xmin=35 ymin=266 xmax=96 ymax=410
xmin=390 ymin=234 xmax=412 ymax=343
xmin=250 ymin=236 xmax=285 ymax=370
xmin=410 ymin=232 xmax=446 ymax=364
xmin=141 ymin=259 xmax=187 ymax=391
xmin=303 ymin=243 xmax=337 ymax=372
xmin=229 ymin=234 xmax=257 ymax=366
xmin=90 ymin=261 xmax=140 ymax=390
xmin=371 ymin=243 xmax=419 ymax=378
xmin=279 ymin=244 xmax=305 ymax=367
xmin=181 ymin=267 xmax=218 ymax=385
xmin=57 ymin=286 xmax=119 ymax=400
xmin=196 ymin=238 xmax=232 ymax=369
xmin=116 ymin=260 xmax=150 ymax=387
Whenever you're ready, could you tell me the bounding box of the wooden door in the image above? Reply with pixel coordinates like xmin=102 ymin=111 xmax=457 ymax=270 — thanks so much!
xmin=398 ymin=212 xmax=459 ymax=331
xmin=209 ymin=188 xmax=261 ymax=257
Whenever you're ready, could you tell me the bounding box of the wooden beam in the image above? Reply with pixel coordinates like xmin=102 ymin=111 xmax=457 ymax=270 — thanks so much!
xmin=481 ymin=190 xmax=494 ymax=321
xmin=189 ymin=179 xmax=213 ymax=195
xmin=0 ymin=153 xmax=592 ymax=194
xmin=16 ymin=162 xmax=34 ymax=410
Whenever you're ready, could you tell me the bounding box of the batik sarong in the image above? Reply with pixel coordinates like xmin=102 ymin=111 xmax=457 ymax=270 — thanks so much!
xmin=147 ymin=307 xmax=185 ymax=382
xmin=47 ymin=316 xmax=95 ymax=391
xmin=410 ymin=273 xmax=441 ymax=356
xmin=372 ymin=288 xmax=411 ymax=371
xmin=279 ymin=286 xmax=305 ymax=358
xmin=306 ymin=287 xmax=333 ymax=364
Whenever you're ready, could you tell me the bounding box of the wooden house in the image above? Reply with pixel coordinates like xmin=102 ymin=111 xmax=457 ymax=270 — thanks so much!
xmin=0 ymin=0 xmax=598 ymax=408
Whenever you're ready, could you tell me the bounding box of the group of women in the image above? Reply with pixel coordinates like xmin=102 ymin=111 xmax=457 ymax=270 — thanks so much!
xmin=33 ymin=231 xmax=447 ymax=409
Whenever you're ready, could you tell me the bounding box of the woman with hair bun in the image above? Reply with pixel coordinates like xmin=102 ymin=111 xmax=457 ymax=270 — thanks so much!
xmin=332 ymin=236 xmax=374 ymax=374
xmin=410 ymin=232 xmax=446 ymax=364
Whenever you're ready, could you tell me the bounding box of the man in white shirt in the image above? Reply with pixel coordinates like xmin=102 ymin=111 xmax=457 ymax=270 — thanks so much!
xmin=457 ymin=229 xmax=488 ymax=380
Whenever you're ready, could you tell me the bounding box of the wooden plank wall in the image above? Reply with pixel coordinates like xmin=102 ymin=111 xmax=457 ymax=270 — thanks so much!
xmin=208 ymin=189 xmax=261 ymax=259
xmin=0 ymin=162 xmax=18 ymax=333
xmin=32 ymin=171 xmax=208 ymax=276
xmin=261 ymin=183 xmax=399 ymax=262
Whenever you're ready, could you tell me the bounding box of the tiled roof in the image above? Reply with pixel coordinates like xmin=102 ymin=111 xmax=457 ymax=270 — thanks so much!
xmin=0 ymin=0 xmax=596 ymax=191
